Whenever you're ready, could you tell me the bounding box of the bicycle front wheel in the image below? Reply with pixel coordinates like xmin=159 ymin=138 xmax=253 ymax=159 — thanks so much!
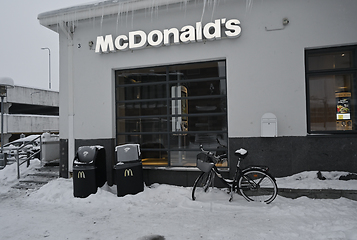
xmin=192 ymin=171 xmax=214 ymax=201
xmin=238 ymin=170 xmax=278 ymax=204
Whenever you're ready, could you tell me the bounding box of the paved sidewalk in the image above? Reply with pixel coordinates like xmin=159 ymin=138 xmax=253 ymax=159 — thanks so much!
xmin=275 ymin=171 xmax=357 ymax=201
xmin=278 ymin=188 xmax=357 ymax=201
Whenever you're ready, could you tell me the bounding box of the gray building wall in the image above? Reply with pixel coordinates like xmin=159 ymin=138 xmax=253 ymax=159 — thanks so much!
xmin=39 ymin=0 xmax=357 ymax=183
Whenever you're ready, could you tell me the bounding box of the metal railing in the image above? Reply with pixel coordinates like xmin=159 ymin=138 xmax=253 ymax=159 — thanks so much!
xmin=16 ymin=135 xmax=42 ymax=179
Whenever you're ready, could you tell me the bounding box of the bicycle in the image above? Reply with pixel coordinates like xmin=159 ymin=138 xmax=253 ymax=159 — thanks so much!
xmin=192 ymin=140 xmax=278 ymax=204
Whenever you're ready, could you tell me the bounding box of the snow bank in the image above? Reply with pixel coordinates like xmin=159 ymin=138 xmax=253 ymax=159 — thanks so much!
xmin=20 ymin=178 xmax=357 ymax=240
xmin=0 ymin=159 xmax=41 ymax=194
xmin=1 ymin=164 xmax=357 ymax=239
xmin=276 ymin=171 xmax=357 ymax=190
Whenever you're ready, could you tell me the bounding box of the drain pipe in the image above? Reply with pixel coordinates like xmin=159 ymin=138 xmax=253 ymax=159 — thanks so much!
xmin=59 ymin=21 xmax=75 ymax=176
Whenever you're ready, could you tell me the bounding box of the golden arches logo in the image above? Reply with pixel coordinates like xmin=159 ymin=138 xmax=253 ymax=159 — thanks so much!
xmin=78 ymin=171 xmax=86 ymax=178
xmin=124 ymin=169 xmax=133 ymax=177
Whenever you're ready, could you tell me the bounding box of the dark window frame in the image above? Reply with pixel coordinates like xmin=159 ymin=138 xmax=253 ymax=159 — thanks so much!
xmin=305 ymin=44 xmax=357 ymax=134
xmin=115 ymin=60 xmax=228 ymax=167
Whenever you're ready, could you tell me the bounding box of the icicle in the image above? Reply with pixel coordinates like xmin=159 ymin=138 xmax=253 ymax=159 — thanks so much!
xmin=92 ymin=9 xmax=96 ymax=31
xmin=150 ymin=0 xmax=155 ymax=22
xmin=200 ymin=0 xmax=207 ymax=23
xmin=155 ymin=2 xmax=159 ymax=20
xmin=56 ymin=16 xmax=59 ymax=34
xmin=182 ymin=0 xmax=188 ymax=18
xmin=211 ymin=0 xmax=217 ymax=21
xmin=246 ymin=0 xmax=253 ymax=12
xmin=131 ymin=7 xmax=134 ymax=29
xmin=74 ymin=9 xmax=78 ymax=34
xmin=125 ymin=3 xmax=129 ymax=27
xmin=116 ymin=3 xmax=123 ymax=34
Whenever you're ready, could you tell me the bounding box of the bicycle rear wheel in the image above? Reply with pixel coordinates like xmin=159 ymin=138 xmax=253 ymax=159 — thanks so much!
xmin=192 ymin=171 xmax=214 ymax=201
xmin=238 ymin=170 xmax=278 ymax=204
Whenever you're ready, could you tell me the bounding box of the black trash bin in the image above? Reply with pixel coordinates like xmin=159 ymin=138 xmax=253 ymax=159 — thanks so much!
xmin=0 ymin=153 xmax=7 ymax=169
xmin=73 ymin=146 xmax=106 ymax=198
xmin=114 ymin=144 xmax=144 ymax=197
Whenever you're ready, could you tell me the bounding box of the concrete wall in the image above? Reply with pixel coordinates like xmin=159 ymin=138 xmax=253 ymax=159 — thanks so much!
xmin=0 ymin=85 xmax=59 ymax=143
xmin=7 ymin=86 xmax=58 ymax=106
xmin=7 ymin=115 xmax=59 ymax=133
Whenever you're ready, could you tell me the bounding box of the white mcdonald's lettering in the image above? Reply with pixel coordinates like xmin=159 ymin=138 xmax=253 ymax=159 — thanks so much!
xmin=95 ymin=18 xmax=241 ymax=53
xmin=78 ymin=171 xmax=86 ymax=178
xmin=124 ymin=169 xmax=133 ymax=177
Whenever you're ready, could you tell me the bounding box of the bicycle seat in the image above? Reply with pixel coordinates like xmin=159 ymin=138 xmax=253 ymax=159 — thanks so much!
xmin=235 ymin=148 xmax=248 ymax=159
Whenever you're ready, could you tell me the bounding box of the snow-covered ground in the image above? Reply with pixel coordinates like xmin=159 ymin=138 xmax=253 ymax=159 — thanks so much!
xmin=1 ymin=160 xmax=357 ymax=240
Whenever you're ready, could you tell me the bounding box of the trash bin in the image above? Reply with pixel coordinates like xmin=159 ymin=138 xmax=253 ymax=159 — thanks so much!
xmin=41 ymin=132 xmax=60 ymax=163
xmin=0 ymin=153 xmax=7 ymax=169
xmin=73 ymin=145 xmax=106 ymax=198
xmin=114 ymin=144 xmax=144 ymax=197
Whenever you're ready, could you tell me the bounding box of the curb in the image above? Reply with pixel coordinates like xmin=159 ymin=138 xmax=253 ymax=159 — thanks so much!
xmin=278 ymin=188 xmax=357 ymax=201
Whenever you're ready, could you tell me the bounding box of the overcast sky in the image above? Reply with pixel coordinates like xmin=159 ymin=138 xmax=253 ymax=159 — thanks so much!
xmin=0 ymin=0 xmax=96 ymax=91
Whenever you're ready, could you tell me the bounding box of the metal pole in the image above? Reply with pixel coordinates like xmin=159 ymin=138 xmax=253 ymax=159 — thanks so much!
xmin=0 ymin=77 xmax=14 ymax=168
xmin=41 ymin=47 xmax=51 ymax=89
xmin=0 ymin=95 xmax=6 ymax=169
xmin=16 ymin=149 xmax=20 ymax=179
xmin=1 ymin=96 xmax=4 ymax=153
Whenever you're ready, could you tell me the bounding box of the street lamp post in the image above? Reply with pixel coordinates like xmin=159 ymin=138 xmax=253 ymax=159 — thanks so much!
xmin=0 ymin=77 xmax=14 ymax=169
xmin=41 ymin=47 xmax=51 ymax=89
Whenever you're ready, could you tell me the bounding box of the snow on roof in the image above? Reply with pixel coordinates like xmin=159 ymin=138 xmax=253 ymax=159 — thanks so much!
xmin=10 ymin=135 xmax=41 ymax=144
xmin=38 ymin=0 xmax=189 ymax=28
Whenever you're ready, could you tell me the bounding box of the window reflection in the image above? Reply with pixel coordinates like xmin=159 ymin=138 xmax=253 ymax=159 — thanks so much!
xmin=306 ymin=46 xmax=356 ymax=133
xmin=308 ymin=51 xmax=352 ymax=71
xmin=115 ymin=61 xmax=228 ymax=167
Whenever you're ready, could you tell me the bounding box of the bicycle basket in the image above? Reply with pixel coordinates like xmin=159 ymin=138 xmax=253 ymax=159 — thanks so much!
xmin=196 ymin=152 xmax=215 ymax=172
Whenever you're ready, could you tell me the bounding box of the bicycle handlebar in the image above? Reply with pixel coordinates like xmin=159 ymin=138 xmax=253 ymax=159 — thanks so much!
xmin=216 ymin=138 xmax=227 ymax=148
xmin=199 ymin=144 xmax=226 ymax=164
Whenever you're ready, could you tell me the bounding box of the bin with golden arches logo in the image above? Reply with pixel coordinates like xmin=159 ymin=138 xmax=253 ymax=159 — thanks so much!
xmin=114 ymin=144 xmax=144 ymax=197
xmin=73 ymin=146 xmax=107 ymax=198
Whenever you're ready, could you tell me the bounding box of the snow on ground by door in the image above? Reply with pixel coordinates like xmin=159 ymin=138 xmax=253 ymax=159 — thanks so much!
xmin=0 ymin=160 xmax=357 ymax=240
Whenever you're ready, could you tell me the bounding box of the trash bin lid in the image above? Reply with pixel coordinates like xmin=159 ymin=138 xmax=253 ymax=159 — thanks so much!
xmin=77 ymin=146 xmax=97 ymax=163
xmin=115 ymin=144 xmax=140 ymax=162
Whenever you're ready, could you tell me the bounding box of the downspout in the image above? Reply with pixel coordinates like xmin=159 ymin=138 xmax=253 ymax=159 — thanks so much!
xmin=59 ymin=21 xmax=75 ymax=174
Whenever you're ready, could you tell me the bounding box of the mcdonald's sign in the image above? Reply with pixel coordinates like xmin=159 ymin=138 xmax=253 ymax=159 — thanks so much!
xmin=124 ymin=169 xmax=133 ymax=177
xmin=78 ymin=171 xmax=86 ymax=179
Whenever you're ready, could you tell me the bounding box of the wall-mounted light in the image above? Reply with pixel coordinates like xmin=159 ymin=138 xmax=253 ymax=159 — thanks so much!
xmin=282 ymin=18 xmax=289 ymax=26
xmin=89 ymin=41 xmax=94 ymax=50
xmin=265 ymin=17 xmax=290 ymax=31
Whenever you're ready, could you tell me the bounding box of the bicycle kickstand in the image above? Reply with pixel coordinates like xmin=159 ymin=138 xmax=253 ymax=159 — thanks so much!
xmin=229 ymin=187 xmax=233 ymax=202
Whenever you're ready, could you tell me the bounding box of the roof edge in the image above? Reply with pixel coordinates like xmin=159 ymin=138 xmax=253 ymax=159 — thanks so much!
xmin=38 ymin=0 xmax=190 ymax=28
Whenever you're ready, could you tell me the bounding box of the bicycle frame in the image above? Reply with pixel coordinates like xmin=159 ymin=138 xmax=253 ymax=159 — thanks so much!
xmin=208 ymin=156 xmax=247 ymax=201
xmin=193 ymin=140 xmax=278 ymax=203
xmin=202 ymin=147 xmax=271 ymax=201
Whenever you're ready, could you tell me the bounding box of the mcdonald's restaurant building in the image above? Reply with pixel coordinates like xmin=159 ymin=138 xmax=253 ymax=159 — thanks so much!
xmin=38 ymin=0 xmax=357 ymax=186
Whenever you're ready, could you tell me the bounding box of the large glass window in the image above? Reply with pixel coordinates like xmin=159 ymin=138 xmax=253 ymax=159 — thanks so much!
xmin=115 ymin=60 xmax=228 ymax=167
xmin=306 ymin=45 xmax=357 ymax=133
